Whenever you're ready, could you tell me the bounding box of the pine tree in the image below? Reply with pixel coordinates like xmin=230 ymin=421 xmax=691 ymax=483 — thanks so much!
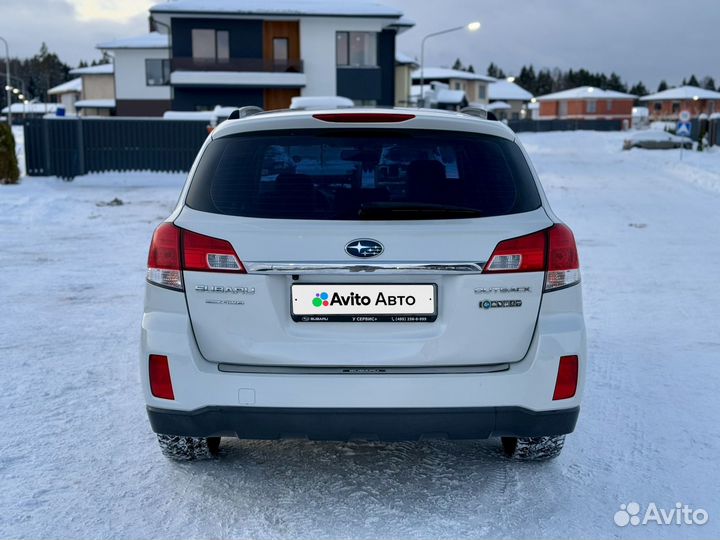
xmin=517 ymin=65 xmax=536 ymax=94
xmin=452 ymin=58 xmax=463 ymax=71
xmin=466 ymin=64 xmax=475 ymax=73
xmin=657 ymin=80 xmax=669 ymax=92
xmin=687 ymin=74 xmax=699 ymax=87
xmin=629 ymin=82 xmax=648 ymax=97
xmin=702 ymin=76 xmax=716 ymax=91
xmin=0 ymin=123 xmax=20 ymax=185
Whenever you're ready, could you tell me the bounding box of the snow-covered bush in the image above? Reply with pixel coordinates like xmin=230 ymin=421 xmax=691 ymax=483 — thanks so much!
xmin=0 ymin=123 xmax=20 ymax=184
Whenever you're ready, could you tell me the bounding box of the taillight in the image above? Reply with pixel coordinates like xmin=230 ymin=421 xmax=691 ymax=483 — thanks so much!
xmin=146 ymin=223 xmax=245 ymax=290
xmin=483 ymin=229 xmax=546 ymax=273
xmin=482 ymin=224 xmax=580 ymax=291
xmin=545 ymin=224 xmax=580 ymax=291
xmin=182 ymin=229 xmax=245 ymax=273
xmin=149 ymin=354 xmax=175 ymax=400
xmin=147 ymin=222 xmax=183 ymax=290
xmin=553 ymin=355 xmax=579 ymax=400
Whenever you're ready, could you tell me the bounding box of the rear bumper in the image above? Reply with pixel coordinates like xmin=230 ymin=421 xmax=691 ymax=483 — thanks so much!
xmin=147 ymin=405 xmax=580 ymax=440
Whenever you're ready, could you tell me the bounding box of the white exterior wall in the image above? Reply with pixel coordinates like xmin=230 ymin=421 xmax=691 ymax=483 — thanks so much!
xmin=113 ymin=49 xmax=171 ymax=100
xmin=299 ymin=17 xmax=395 ymax=97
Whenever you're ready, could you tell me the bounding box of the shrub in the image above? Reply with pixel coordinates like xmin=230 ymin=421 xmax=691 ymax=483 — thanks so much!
xmin=0 ymin=123 xmax=20 ymax=184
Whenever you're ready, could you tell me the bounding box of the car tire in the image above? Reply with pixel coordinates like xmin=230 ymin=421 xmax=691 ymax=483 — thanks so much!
xmin=501 ymin=435 xmax=565 ymax=461
xmin=156 ymin=434 xmax=221 ymax=461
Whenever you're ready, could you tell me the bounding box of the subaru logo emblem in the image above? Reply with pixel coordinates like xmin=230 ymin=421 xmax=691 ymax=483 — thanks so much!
xmin=345 ymin=239 xmax=384 ymax=258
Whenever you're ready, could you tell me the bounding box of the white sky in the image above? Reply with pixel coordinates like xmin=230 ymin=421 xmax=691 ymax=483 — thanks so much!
xmin=2 ymin=0 xmax=718 ymax=89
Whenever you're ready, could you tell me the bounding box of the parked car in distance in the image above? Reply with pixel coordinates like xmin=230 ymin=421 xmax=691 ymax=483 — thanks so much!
xmin=623 ymin=130 xmax=693 ymax=150
xmin=141 ymin=108 xmax=586 ymax=463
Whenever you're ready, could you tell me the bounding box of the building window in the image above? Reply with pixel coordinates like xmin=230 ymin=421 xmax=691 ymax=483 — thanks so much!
xmin=671 ymin=101 xmax=680 ymax=113
xmin=145 ymin=59 xmax=170 ymax=86
xmin=273 ymin=38 xmax=289 ymax=62
xmin=477 ymin=86 xmax=486 ymax=99
xmin=654 ymin=101 xmax=662 ymax=111
xmin=559 ymin=101 xmax=568 ymax=117
xmin=192 ymin=29 xmax=229 ymax=61
xmin=606 ymin=100 xmax=613 ymax=111
xmin=336 ymin=32 xmax=377 ymax=67
xmin=587 ymin=100 xmax=597 ymax=113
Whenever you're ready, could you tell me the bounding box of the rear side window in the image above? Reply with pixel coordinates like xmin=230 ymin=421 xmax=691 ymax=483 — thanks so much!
xmin=186 ymin=129 xmax=541 ymax=220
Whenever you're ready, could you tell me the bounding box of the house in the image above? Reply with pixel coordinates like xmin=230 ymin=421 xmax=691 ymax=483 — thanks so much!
xmin=487 ymin=79 xmax=534 ymax=120
xmin=127 ymin=0 xmax=413 ymax=113
xmin=536 ymin=86 xmax=636 ymax=121
xmin=639 ymin=85 xmax=720 ymax=120
xmin=395 ymin=52 xmax=418 ymax=107
xmin=411 ymin=81 xmax=467 ymax=110
xmin=47 ymin=78 xmax=82 ymax=115
xmin=97 ymin=32 xmax=171 ymax=116
xmin=68 ymin=64 xmax=116 ymax=116
xmin=411 ymin=67 xmax=495 ymax=104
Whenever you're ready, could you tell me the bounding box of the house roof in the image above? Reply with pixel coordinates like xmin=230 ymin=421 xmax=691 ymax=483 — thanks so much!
xmin=435 ymin=89 xmax=466 ymax=105
xmin=48 ymin=78 xmax=82 ymax=95
xmin=2 ymin=102 xmax=58 ymax=114
xmin=412 ymin=67 xmax=496 ymax=83
xmin=69 ymin=63 xmax=114 ymax=76
xmin=97 ymin=32 xmax=169 ymax=50
xmin=485 ymin=101 xmax=511 ymax=110
xmin=395 ymin=52 xmax=418 ymax=66
xmin=149 ymin=0 xmax=403 ymax=17
xmin=75 ymin=99 xmax=116 ymax=109
xmin=639 ymin=85 xmax=720 ymax=101
xmin=536 ymin=86 xmax=636 ymax=101
xmin=488 ymin=80 xmax=533 ymax=101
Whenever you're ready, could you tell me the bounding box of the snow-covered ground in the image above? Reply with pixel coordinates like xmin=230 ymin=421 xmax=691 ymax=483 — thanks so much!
xmin=1 ymin=131 xmax=719 ymax=539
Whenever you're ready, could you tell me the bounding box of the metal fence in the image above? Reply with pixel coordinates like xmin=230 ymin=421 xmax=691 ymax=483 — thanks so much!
xmin=507 ymin=118 xmax=625 ymax=132
xmin=24 ymin=117 xmax=209 ymax=179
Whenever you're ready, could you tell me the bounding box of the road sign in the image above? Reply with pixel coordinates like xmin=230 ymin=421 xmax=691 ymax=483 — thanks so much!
xmin=677 ymin=121 xmax=692 ymax=137
xmin=679 ymin=110 xmax=691 ymax=123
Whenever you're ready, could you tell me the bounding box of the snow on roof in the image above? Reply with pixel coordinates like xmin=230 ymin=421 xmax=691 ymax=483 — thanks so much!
xmin=69 ymin=63 xmax=114 ymax=75
xmin=2 ymin=103 xmax=58 ymax=114
xmin=48 ymin=78 xmax=82 ymax=95
xmin=290 ymin=96 xmax=354 ymax=109
xmin=485 ymin=101 xmax=511 ymax=111
xmin=488 ymin=80 xmax=533 ymax=101
xmin=412 ymin=67 xmax=496 ymax=83
xmin=639 ymin=85 xmax=720 ymax=101
xmin=75 ymin=99 xmax=116 ymax=109
xmin=395 ymin=52 xmax=418 ymax=65
xmin=150 ymin=0 xmax=403 ymax=17
xmin=97 ymin=32 xmax=169 ymax=50
xmin=435 ymin=89 xmax=466 ymax=105
xmin=537 ymin=86 xmax=636 ymax=101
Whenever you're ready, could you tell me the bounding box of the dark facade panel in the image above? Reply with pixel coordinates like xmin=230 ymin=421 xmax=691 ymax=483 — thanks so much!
xmin=116 ymin=99 xmax=172 ymax=117
xmin=377 ymin=29 xmax=396 ymax=106
xmin=171 ymin=18 xmax=263 ymax=60
xmin=173 ymin=87 xmax=263 ymax=111
xmin=336 ymin=68 xmax=382 ymax=102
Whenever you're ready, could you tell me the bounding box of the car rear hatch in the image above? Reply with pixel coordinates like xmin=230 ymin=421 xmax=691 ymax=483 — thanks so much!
xmin=175 ymin=119 xmax=553 ymax=367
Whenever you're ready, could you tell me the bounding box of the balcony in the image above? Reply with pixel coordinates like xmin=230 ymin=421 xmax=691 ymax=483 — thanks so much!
xmin=171 ymin=57 xmax=303 ymax=73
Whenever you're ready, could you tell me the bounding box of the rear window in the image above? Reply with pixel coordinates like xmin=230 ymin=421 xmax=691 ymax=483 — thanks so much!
xmin=186 ymin=129 xmax=541 ymax=220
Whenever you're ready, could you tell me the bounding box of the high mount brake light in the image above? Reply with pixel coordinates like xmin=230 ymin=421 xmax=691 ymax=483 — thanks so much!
xmin=312 ymin=113 xmax=416 ymax=123
xmin=146 ymin=224 xmax=245 ymax=290
xmin=483 ymin=224 xmax=580 ymax=291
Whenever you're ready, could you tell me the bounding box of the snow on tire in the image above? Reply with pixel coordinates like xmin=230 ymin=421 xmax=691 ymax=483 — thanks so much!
xmin=156 ymin=434 xmax=220 ymax=461
xmin=501 ymin=435 xmax=565 ymax=461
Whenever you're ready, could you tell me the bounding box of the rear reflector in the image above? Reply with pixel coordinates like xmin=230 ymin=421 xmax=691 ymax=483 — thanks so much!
xmin=553 ymin=355 xmax=579 ymax=400
xmin=149 ymin=355 xmax=175 ymax=400
xmin=146 ymin=223 xmax=183 ymax=290
xmin=182 ymin=229 xmax=245 ymax=273
xmin=483 ymin=229 xmax=547 ymax=273
xmin=312 ymin=113 xmax=416 ymax=123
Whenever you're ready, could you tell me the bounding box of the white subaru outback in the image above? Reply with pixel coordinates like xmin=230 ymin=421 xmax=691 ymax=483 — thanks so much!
xmin=141 ymin=108 xmax=586 ymax=462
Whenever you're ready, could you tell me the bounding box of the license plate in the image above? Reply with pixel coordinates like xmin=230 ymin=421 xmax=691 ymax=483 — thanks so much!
xmin=291 ymin=284 xmax=437 ymax=322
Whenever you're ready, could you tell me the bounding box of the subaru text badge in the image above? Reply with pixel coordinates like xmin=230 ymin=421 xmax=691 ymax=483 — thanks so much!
xmin=345 ymin=239 xmax=384 ymax=258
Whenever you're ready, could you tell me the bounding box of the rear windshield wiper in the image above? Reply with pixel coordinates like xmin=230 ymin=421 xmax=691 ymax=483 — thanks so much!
xmin=358 ymin=202 xmax=484 ymax=219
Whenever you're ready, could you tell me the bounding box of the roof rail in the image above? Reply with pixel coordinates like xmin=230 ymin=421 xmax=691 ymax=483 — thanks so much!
xmin=228 ymin=106 xmax=264 ymax=120
xmin=459 ymin=106 xmax=498 ymax=121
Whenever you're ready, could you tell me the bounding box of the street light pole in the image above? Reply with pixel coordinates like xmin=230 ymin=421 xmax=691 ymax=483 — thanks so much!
xmin=418 ymin=22 xmax=480 ymax=108
xmin=0 ymin=36 xmax=11 ymax=126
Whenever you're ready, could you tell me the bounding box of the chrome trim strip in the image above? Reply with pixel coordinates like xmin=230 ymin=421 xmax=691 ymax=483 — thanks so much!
xmin=245 ymin=261 xmax=485 ymax=274
xmin=218 ymin=363 xmax=510 ymax=375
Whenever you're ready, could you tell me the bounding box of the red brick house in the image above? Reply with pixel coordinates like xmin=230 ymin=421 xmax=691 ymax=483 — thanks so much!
xmin=537 ymin=86 xmax=636 ymax=121
xmin=639 ymin=85 xmax=720 ymax=120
